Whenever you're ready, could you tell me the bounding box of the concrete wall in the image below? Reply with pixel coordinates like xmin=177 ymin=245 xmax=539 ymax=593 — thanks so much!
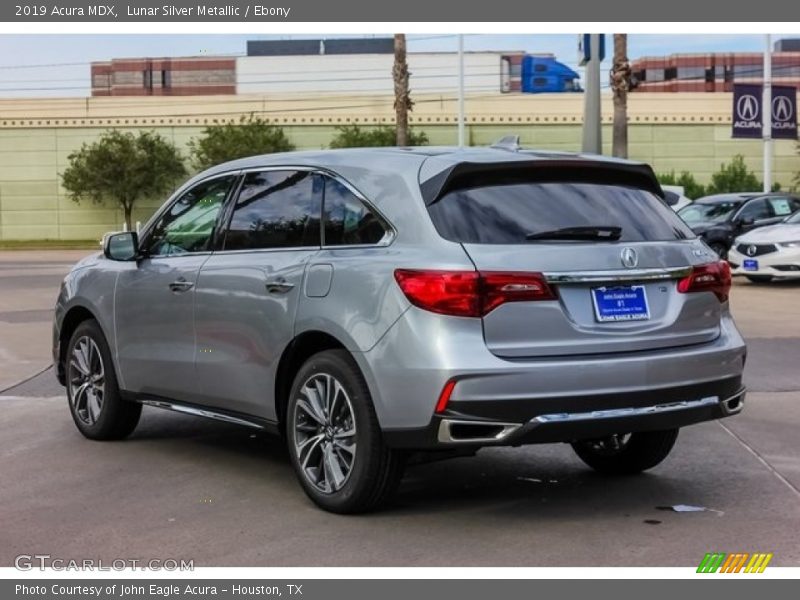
xmin=0 ymin=92 xmax=798 ymax=241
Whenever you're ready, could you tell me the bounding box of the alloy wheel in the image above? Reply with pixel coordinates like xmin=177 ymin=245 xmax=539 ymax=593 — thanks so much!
xmin=68 ymin=336 xmax=105 ymax=426
xmin=292 ymin=373 xmax=357 ymax=494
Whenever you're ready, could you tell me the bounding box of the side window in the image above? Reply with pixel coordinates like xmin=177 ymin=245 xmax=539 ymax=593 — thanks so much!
xmin=768 ymin=197 xmax=797 ymax=217
xmin=224 ymin=170 xmax=322 ymax=250
xmin=737 ymin=198 xmax=771 ymax=221
xmin=322 ymin=178 xmax=388 ymax=246
xmin=145 ymin=175 xmax=235 ymax=257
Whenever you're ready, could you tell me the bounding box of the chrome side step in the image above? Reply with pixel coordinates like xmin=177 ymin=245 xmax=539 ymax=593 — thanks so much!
xmin=138 ymin=399 xmax=267 ymax=430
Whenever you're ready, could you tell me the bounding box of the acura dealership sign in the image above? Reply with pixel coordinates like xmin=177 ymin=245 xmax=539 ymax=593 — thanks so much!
xmin=733 ymin=84 xmax=798 ymax=139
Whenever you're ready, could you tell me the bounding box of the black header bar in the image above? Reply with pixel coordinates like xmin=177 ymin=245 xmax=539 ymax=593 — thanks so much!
xmin=3 ymin=0 xmax=800 ymax=22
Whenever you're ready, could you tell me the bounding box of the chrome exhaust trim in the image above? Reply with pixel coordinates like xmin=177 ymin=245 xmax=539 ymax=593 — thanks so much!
xmin=720 ymin=390 xmax=746 ymax=415
xmin=437 ymin=419 xmax=522 ymax=444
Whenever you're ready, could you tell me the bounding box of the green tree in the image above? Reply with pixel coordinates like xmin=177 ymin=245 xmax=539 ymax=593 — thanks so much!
xmin=329 ymin=124 xmax=428 ymax=148
xmin=188 ymin=115 xmax=294 ymax=171
xmin=794 ymin=144 xmax=800 ymax=191
xmin=706 ymin=155 xmax=772 ymax=195
xmin=61 ymin=130 xmax=187 ymax=231
xmin=658 ymin=170 xmax=706 ymax=199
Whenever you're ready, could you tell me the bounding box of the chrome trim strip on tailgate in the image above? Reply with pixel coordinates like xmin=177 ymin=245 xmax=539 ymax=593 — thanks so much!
xmin=543 ymin=266 xmax=692 ymax=284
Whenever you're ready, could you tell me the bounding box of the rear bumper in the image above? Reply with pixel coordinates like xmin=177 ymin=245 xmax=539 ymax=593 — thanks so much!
xmin=356 ymin=305 xmax=747 ymax=433
xmin=384 ymin=378 xmax=745 ymax=449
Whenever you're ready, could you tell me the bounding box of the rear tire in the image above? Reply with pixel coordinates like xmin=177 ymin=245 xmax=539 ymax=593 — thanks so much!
xmin=571 ymin=429 xmax=679 ymax=475
xmin=286 ymin=349 xmax=405 ymax=513
xmin=746 ymin=275 xmax=773 ymax=283
xmin=65 ymin=319 xmax=141 ymax=440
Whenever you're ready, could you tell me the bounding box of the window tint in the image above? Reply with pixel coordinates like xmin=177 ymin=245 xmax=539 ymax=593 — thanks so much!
xmin=737 ymin=198 xmax=772 ymax=221
xmin=768 ymin=197 xmax=799 ymax=217
xmin=427 ymin=182 xmax=694 ymax=244
xmin=145 ymin=175 xmax=235 ymax=257
xmin=224 ymin=170 xmax=321 ymax=250
xmin=323 ymin=178 xmax=387 ymax=246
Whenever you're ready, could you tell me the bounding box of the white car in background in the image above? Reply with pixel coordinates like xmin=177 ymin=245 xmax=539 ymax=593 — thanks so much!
xmin=662 ymin=185 xmax=692 ymax=212
xmin=728 ymin=209 xmax=800 ymax=282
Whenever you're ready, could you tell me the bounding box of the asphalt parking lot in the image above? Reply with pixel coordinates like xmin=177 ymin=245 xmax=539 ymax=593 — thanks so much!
xmin=1 ymin=249 xmax=799 ymax=567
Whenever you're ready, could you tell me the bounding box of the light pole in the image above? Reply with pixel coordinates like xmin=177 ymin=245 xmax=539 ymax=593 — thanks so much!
xmin=762 ymin=34 xmax=772 ymax=192
xmin=582 ymin=34 xmax=602 ymax=154
xmin=458 ymin=34 xmax=465 ymax=148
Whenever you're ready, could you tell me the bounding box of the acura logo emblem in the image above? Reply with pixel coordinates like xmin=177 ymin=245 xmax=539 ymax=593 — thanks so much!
xmin=773 ymin=96 xmax=793 ymax=122
xmin=737 ymin=95 xmax=759 ymax=121
xmin=746 ymin=245 xmax=758 ymax=257
xmin=621 ymin=247 xmax=638 ymax=269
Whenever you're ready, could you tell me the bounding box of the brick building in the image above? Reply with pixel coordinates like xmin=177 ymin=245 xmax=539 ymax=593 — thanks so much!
xmin=631 ymin=51 xmax=800 ymax=92
xmin=91 ymin=57 xmax=236 ymax=96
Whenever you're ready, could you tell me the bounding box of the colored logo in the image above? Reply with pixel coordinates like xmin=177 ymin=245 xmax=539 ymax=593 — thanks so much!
xmin=697 ymin=552 xmax=773 ymax=573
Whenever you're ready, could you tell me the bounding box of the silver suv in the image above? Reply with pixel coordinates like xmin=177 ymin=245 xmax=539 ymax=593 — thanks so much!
xmin=53 ymin=147 xmax=746 ymax=513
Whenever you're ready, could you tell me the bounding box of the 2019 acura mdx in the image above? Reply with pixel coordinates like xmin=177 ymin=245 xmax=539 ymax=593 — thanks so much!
xmin=53 ymin=147 xmax=747 ymax=513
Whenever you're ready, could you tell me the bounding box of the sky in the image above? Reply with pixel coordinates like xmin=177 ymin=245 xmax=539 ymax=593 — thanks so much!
xmin=0 ymin=34 xmax=794 ymax=98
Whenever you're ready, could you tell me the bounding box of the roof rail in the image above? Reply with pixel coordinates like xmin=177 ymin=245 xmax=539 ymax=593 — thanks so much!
xmin=490 ymin=135 xmax=521 ymax=152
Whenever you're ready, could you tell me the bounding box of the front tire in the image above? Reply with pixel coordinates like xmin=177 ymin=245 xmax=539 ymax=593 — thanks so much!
xmin=66 ymin=319 xmax=141 ymax=440
xmin=286 ymin=349 xmax=405 ymax=513
xmin=571 ymin=429 xmax=679 ymax=475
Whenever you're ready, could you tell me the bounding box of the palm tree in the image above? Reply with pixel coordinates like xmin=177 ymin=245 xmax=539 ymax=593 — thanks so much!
xmin=393 ymin=34 xmax=412 ymax=146
xmin=610 ymin=34 xmax=631 ymax=158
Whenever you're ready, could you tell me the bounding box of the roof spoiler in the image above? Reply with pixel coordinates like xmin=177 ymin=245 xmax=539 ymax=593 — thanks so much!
xmin=420 ymin=159 xmax=665 ymax=205
xmin=490 ymin=135 xmax=521 ymax=152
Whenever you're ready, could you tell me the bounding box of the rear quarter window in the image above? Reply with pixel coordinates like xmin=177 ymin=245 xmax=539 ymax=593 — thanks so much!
xmin=427 ymin=182 xmax=695 ymax=244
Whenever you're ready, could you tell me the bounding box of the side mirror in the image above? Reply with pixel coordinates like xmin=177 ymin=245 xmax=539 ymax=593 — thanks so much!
xmin=103 ymin=231 xmax=139 ymax=261
xmin=738 ymin=216 xmax=755 ymax=228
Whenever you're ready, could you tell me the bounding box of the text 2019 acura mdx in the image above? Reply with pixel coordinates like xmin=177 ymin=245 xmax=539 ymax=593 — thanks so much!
xmin=53 ymin=147 xmax=747 ymax=513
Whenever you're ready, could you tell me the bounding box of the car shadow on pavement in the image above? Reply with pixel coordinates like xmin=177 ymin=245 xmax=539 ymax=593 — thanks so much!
xmin=118 ymin=407 xmax=730 ymax=520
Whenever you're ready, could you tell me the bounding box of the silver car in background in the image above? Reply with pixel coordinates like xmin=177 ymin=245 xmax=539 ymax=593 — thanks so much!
xmin=53 ymin=147 xmax=746 ymax=513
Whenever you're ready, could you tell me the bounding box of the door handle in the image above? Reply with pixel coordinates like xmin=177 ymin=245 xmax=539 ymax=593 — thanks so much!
xmin=168 ymin=278 xmax=194 ymax=293
xmin=265 ymin=278 xmax=295 ymax=294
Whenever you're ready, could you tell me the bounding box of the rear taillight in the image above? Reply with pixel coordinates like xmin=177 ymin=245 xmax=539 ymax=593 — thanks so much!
xmin=677 ymin=262 xmax=731 ymax=302
xmin=435 ymin=379 xmax=457 ymax=413
xmin=481 ymin=271 xmax=557 ymax=312
xmin=394 ymin=269 xmax=556 ymax=317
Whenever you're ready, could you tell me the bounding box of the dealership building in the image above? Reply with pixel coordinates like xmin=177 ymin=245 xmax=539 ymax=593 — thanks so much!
xmin=631 ymin=41 xmax=800 ymax=92
xmin=90 ymin=38 xmax=588 ymax=97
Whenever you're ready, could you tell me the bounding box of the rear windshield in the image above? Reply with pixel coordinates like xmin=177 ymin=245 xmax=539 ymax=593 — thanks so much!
xmin=427 ymin=182 xmax=695 ymax=244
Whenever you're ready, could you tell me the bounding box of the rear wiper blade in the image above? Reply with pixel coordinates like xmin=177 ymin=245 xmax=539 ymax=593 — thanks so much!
xmin=525 ymin=226 xmax=622 ymax=241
